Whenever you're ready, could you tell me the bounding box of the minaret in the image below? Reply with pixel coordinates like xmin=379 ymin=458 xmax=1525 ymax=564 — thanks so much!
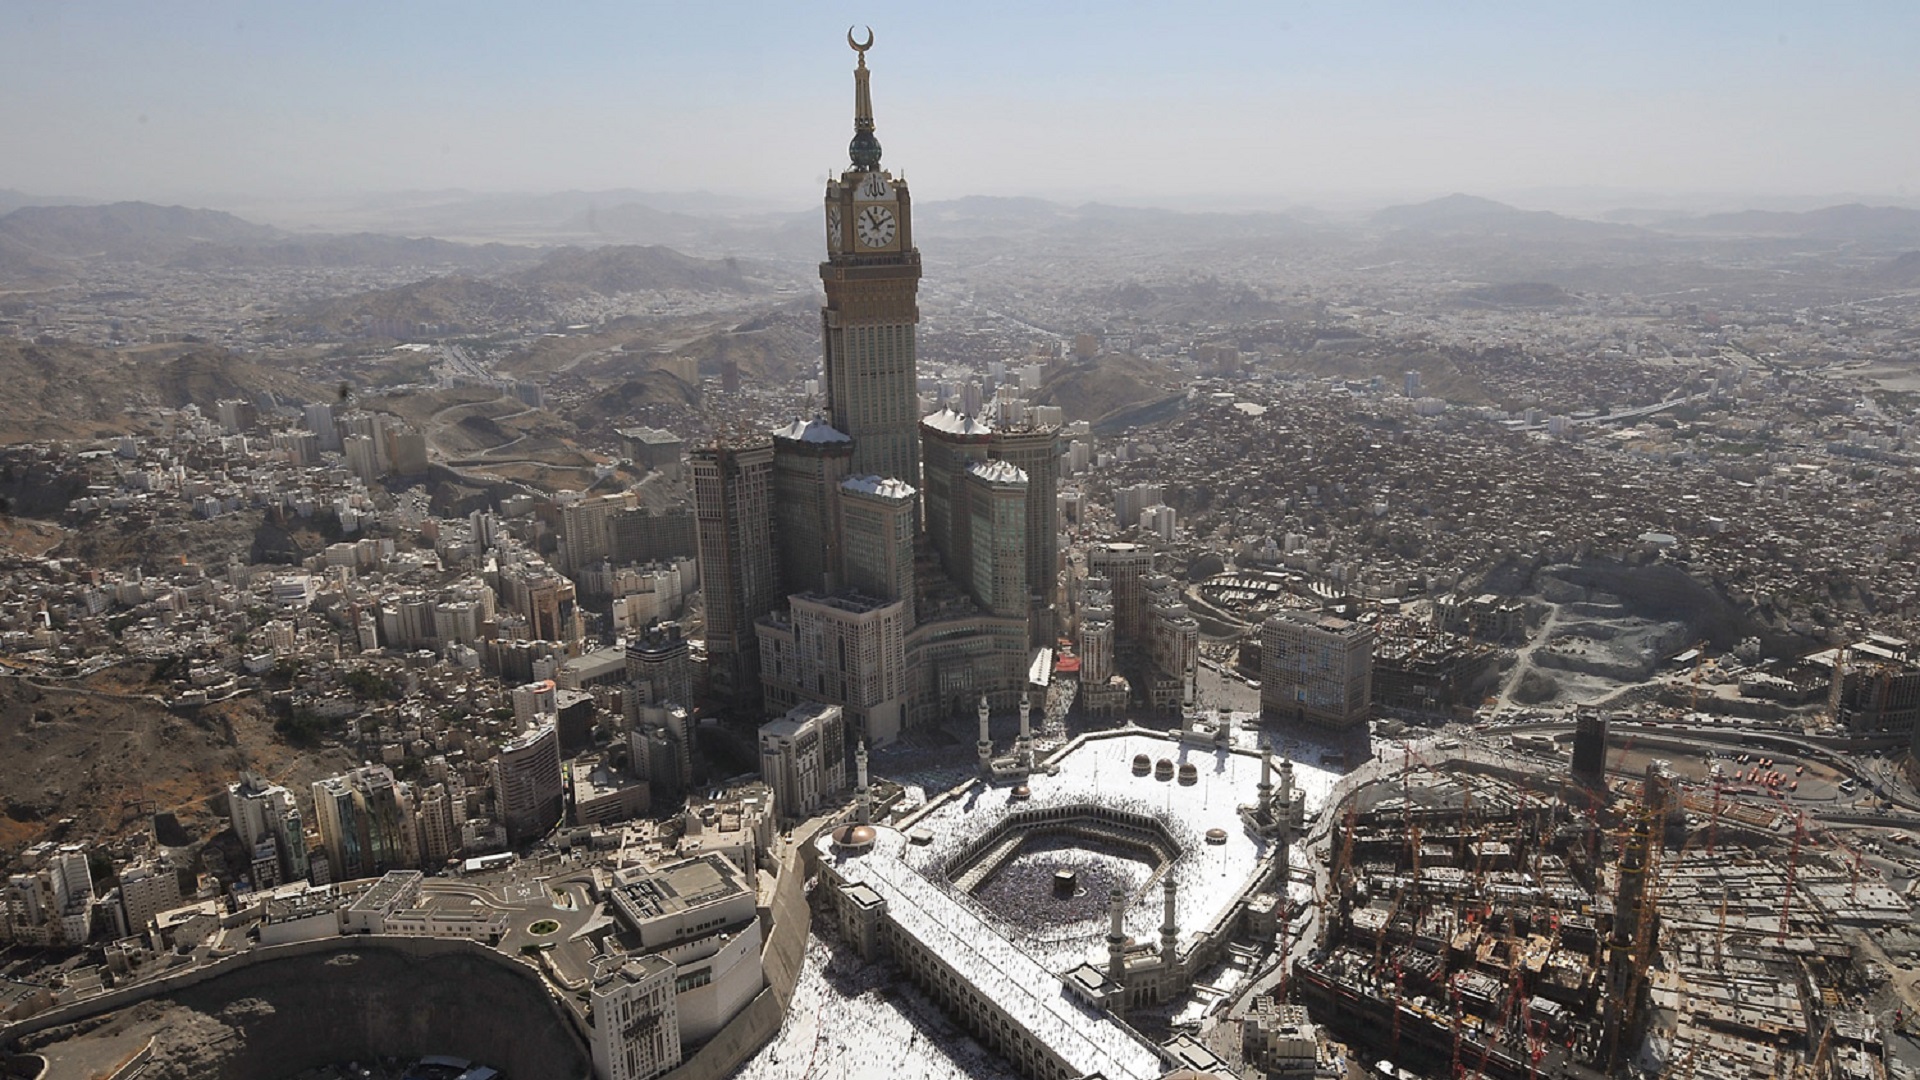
xmin=1106 ymin=886 xmax=1128 ymax=991
xmin=855 ymin=739 xmax=871 ymax=825
xmin=1016 ymin=689 xmax=1034 ymax=768
xmin=1159 ymin=877 xmax=1179 ymax=969
xmin=1180 ymin=668 xmax=1196 ymax=734
xmin=1257 ymin=746 xmax=1275 ymax=824
xmin=976 ymin=694 xmax=993 ymax=776
xmin=1276 ymin=755 xmax=1296 ymax=886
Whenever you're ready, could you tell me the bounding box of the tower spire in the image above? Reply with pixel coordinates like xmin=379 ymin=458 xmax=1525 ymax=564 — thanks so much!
xmin=847 ymin=27 xmax=882 ymax=170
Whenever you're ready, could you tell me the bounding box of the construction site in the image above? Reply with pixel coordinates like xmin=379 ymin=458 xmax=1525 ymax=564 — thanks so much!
xmin=1283 ymin=725 xmax=1908 ymax=1080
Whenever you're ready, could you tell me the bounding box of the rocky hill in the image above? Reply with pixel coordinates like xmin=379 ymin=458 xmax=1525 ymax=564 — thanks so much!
xmin=0 ymin=341 xmax=317 ymax=442
xmin=0 ymin=669 xmax=352 ymax=862
xmin=1031 ymin=352 xmax=1179 ymax=428
xmin=1872 ymin=250 xmax=1920 ymax=287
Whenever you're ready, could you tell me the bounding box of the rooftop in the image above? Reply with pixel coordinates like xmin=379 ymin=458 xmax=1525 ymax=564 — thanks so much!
xmin=772 ymin=414 xmax=853 ymax=445
xmin=920 ymin=407 xmax=993 ymax=438
xmin=967 ymin=459 xmax=1028 ymax=486
xmin=842 ymin=474 xmax=918 ymax=500
xmin=612 ymin=852 xmax=751 ymax=922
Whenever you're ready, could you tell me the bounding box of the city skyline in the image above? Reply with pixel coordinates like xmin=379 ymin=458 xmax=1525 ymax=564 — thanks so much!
xmin=3 ymin=2 xmax=1919 ymax=213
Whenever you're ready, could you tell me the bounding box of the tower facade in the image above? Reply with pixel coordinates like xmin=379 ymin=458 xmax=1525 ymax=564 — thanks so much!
xmin=1259 ymin=609 xmax=1376 ymax=731
xmin=493 ymin=720 xmax=564 ymax=844
xmin=771 ymin=415 xmax=854 ymax=598
xmin=820 ymin=38 xmax=922 ymax=485
xmin=987 ymin=421 xmax=1061 ymax=642
xmin=919 ymin=407 xmax=993 ymax=583
xmin=1089 ymin=543 xmax=1153 ymax=652
xmin=839 ymin=475 xmax=917 ymax=619
xmin=692 ymin=437 xmax=778 ymax=710
xmin=965 ymin=460 xmax=1029 ymax=619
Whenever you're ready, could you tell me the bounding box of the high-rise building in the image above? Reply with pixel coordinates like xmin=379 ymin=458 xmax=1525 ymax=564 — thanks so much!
xmin=388 ymin=429 xmax=429 ymax=475
xmin=1089 ymin=542 xmax=1154 ymax=652
xmin=770 ymin=415 xmax=854 ymax=598
xmin=987 ymin=419 xmax=1062 ymax=642
xmin=965 ymin=460 xmax=1029 ymax=619
xmin=1149 ymin=581 xmax=1200 ymax=679
xmin=631 ymin=703 xmax=695 ymax=806
xmin=561 ymin=490 xmax=640 ymax=577
xmin=692 ymin=437 xmax=777 ymax=711
xmin=757 ymin=591 xmax=911 ymax=746
xmin=820 ymin=42 xmax=922 ymax=486
xmin=304 ymin=401 xmax=341 ymax=451
xmin=311 ymin=765 xmax=419 ymax=880
xmin=511 ymin=678 xmax=559 ymax=724
xmin=626 ymin=619 xmax=693 ymax=708
xmin=493 ymin=720 xmax=564 ymax=844
xmin=116 ymin=860 xmax=181 ymax=939
xmin=919 ymin=407 xmax=993 ymax=583
xmin=1114 ymin=483 xmax=1165 ymax=534
xmin=838 ymin=475 xmax=916 ymax=617
xmin=1259 ymin=610 xmax=1376 ymax=731
xmin=416 ymin=781 xmax=462 ymax=868
xmin=590 ymin=954 xmax=682 ymax=1080
xmin=3 ymin=845 xmax=98 ymax=945
xmin=609 ymin=507 xmax=698 ymax=567
xmin=229 ymin=772 xmax=309 ymax=884
xmin=1572 ymin=711 xmax=1610 ymax=783
xmin=343 ymin=434 xmax=381 ymax=484
xmin=758 ymin=702 xmax=848 ymax=820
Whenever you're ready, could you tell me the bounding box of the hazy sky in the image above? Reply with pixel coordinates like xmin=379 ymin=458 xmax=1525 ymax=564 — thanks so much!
xmin=3 ymin=1 xmax=1917 ymax=211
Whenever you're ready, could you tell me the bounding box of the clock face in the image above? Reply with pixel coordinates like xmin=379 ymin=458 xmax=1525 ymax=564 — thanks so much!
xmin=826 ymin=204 xmax=842 ymax=253
xmin=856 ymin=205 xmax=896 ymax=248
xmin=856 ymin=172 xmax=892 ymax=201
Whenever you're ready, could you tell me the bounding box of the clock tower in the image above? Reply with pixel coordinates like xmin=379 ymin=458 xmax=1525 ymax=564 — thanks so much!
xmin=820 ymin=30 xmax=922 ymax=487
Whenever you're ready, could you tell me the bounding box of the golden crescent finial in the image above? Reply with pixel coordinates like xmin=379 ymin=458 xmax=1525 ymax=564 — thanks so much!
xmin=848 ymin=25 xmax=874 ymax=53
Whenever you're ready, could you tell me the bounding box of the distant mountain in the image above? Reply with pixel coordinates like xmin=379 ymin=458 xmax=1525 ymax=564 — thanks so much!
xmin=0 ymin=202 xmax=276 ymax=259
xmin=329 ymin=188 xmax=778 ymax=235
xmin=1373 ymin=194 xmax=1637 ymax=240
xmin=0 ymin=189 xmax=96 ymax=216
xmin=165 ymin=232 xmax=537 ymax=272
xmin=912 ymin=197 xmax=1311 ymax=243
xmin=0 ymin=202 xmax=540 ymax=275
xmin=1658 ymin=203 xmax=1920 ymax=243
xmin=277 ymin=243 xmax=767 ymax=342
xmin=513 ymin=244 xmax=754 ymax=297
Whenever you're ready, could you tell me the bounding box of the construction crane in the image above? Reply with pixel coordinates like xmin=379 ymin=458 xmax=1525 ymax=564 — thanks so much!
xmin=1779 ymin=811 xmax=1805 ymax=946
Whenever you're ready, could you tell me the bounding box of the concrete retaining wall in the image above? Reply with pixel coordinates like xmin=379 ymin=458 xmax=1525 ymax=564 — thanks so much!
xmin=3 ymin=937 xmax=590 ymax=1080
